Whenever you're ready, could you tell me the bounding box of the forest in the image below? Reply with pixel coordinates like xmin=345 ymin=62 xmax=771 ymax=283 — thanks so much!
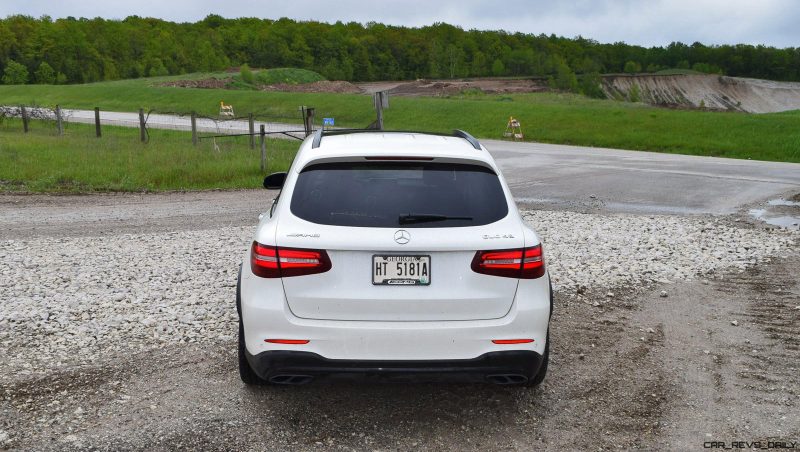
xmin=1 ymin=14 xmax=799 ymax=85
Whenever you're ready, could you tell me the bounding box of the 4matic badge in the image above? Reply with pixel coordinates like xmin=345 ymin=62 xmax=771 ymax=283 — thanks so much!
xmin=286 ymin=233 xmax=320 ymax=238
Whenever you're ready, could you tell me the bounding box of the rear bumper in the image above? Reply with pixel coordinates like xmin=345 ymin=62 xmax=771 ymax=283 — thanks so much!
xmin=246 ymin=350 xmax=543 ymax=384
xmin=240 ymin=265 xmax=551 ymax=361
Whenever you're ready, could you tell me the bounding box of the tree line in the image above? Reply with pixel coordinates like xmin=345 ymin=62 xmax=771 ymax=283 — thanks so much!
xmin=1 ymin=14 xmax=799 ymax=86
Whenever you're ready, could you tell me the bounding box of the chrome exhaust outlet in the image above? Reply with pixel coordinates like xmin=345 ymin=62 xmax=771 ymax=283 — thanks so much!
xmin=486 ymin=374 xmax=528 ymax=385
xmin=268 ymin=374 xmax=314 ymax=385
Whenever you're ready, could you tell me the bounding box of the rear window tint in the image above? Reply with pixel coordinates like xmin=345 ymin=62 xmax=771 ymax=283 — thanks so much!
xmin=290 ymin=162 xmax=509 ymax=228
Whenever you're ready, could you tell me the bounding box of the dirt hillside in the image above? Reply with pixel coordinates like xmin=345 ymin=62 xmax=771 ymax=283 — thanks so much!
xmin=155 ymin=72 xmax=800 ymax=114
xmin=602 ymin=74 xmax=800 ymax=113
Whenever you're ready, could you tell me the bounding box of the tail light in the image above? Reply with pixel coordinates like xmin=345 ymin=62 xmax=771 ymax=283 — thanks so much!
xmin=471 ymin=244 xmax=545 ymax=279
xmin=264 ymin=339 xmax=310 ymax=344
xmin=492 ymin=339 xmax=534 ymax=344
xmin=250 ymin=242 xmax=332 ymax=278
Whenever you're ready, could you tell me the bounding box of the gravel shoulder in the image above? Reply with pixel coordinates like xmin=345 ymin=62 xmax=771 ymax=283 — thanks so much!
xmin=0 ymin=191 xmax=274 ymax=239
xmin=1 ymin=191 xmax=798 ymax=450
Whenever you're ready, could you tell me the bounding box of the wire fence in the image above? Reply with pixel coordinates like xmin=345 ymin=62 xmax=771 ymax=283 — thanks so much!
xmin=0 ymin=104 xmax=315 ymax=142
xmin=0 ymin=104 xmax=340 ymax=176
xmin=0 ymin=104 xmax=328 ymax=171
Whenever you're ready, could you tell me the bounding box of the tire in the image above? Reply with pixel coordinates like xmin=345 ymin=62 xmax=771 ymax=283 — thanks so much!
xmin=237 ymin=266 xmax=267 ymax=385
xmin=527 ymin=333 xmax=549 ymax=386
xmin=527 ymin=278 xmax=553 ymax=387
xmin=238 ymin=318 xmax=266 ymax=385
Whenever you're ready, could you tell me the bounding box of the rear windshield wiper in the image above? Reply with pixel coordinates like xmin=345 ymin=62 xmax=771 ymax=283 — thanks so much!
xmin=398 ymin=213 xmax=474 ymax=224
xmin=330 ymin=211 xmax=386 ymax=219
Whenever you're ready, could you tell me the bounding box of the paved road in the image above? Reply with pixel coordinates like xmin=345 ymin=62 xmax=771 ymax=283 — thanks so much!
xmin=6 ymin=107 xmax=799 ymax=215
xmin=487 ymin=140 xmax=800 ymax=215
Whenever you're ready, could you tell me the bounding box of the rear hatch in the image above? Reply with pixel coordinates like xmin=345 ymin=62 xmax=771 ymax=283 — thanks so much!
xmin=277 ymin=160 xmax=523 ymax=321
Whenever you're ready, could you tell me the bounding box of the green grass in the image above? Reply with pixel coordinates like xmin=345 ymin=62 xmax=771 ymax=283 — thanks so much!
xmin=1 ymin=73 xmax=799 ymax=167
xmin=128 ymin=68 xmax=326 ymax=91
xmin=0 ymin=118 xmax=299 ymax=192
xmin=228 ymin=67 xmax=327 ymax=90
xmin=254 ymin=68 xmax=326 ymax=85
xmin=111 ymin=68 xmax=326 ymax=86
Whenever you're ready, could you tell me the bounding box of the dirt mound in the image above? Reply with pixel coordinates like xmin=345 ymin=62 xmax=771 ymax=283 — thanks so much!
xmin=358 ymin=78 xmax=548 ymax=96
xmin=387 ymin=80 xmax=465 ymax=96
xmin=158 ymin=78 xmax=232 ymax=89
xmin=261 ymin=80 xmax=362 ymax=94
xmin=602 ymin=74 xmax=800 ymax=113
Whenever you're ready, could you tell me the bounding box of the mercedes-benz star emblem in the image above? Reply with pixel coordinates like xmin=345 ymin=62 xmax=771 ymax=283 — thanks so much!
xmin=394 ymin=229 xmax=410 ymax=245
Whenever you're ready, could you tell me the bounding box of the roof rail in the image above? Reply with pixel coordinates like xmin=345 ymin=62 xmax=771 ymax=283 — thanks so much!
xmin=452 ymin=129 xmax=482 ymax=150
xmin=311 ymin=128 xmax=373 ymax=148
xmin=310 ymin=128 xmax=483 ymax=150
xmin=311 ymin=127 xmax=324 ymax=148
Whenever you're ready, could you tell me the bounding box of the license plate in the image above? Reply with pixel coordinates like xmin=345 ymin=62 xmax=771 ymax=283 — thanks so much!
xmin=372 ymin=255 xmax=431 ymax=285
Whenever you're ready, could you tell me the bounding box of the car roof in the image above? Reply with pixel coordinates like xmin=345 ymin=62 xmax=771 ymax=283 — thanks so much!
xmin=292 ymin=131 xmax=496 ymax=171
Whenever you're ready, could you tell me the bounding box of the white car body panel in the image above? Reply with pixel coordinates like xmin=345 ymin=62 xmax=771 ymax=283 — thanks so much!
xmin=277 ymin=219 xmax=525 ymax=321
xmin=240 ymin=131 xmax=550 ymax=363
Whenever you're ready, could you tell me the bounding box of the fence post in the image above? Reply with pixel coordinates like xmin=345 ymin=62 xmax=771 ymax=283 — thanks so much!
xmin=55 ymin=105 xmax=64 ymax=136
xmin=138 ymin=108 xmax=146 ymax=143
xmin=191 ymin=112 xmax=198 ymax=146
xmin=20 ymin=106 xmax=29 ymax=133
xmin=94 ymin=107 xmax=101 ymax=137
xmin=376 ymin=100 xmax=384 ymax=131
xmin=304 ymin=107 xmax=315 ymax=137
xmin=260 ymin=124 xmax=266 ymax=172
xmin=373 ymin=91 xmax=388 ymax=131
xmin=249 ymin=113 xmax=255 ymax=150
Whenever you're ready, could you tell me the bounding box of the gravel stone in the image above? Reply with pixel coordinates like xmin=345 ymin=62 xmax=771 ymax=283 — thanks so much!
xmin=0 ymin=210 xmax=795 ymax=373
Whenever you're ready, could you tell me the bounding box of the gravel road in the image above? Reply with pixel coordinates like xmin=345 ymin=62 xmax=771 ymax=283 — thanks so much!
xmin=1 ymin=106 xmax=306 ymax=138
xmin=1 ymin=192 xmax=798 ymax=450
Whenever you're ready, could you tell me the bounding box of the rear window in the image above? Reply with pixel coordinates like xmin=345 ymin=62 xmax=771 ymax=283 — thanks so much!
xmin=290 ymin=162 xmax=509 ymax=228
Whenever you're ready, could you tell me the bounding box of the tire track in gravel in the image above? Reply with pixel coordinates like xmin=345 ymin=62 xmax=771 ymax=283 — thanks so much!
xmin=637 ymin=253 xmax=800 ymax=449
xmin=3 ymin=252 xmax=799 ymax=451
xmin=4 ymin=288 xmax=673 ymax=451
xmin=1 ymin=191 xmax=798 ymax=450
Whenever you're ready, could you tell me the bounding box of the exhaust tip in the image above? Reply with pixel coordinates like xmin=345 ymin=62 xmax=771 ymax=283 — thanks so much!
xmin=268 ymin=374 xmax=314 ymax=385
xmin=486 ymin=374 xmax=528 ymax=385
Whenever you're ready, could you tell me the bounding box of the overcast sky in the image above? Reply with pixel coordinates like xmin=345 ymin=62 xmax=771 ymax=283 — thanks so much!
xmin=2 ymin=0 xmax=798 ymax=48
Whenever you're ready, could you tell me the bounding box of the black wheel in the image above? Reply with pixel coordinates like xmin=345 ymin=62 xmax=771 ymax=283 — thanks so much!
xmin=237 ymin=266 xmax=267 ymax=385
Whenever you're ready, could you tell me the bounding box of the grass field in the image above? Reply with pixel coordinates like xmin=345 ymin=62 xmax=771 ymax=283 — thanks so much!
xmin=125 ymin=67 xmax=326 ymax=85
xmin=210 ymin=67 xmax=327 ymax=90
xmin=0 ymin=118 xmax=299 ymax=192
xmin=1 ymin=72 xmax=799 ymax=172
xmin=250 ymin=67 xmax=326 ymax=85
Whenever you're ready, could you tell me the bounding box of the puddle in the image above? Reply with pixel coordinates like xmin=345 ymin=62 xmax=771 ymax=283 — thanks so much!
xmin=767 ymin=199 xmax=800 ymax=207
xmin=749 ymin=198 xmax=800 ymax=230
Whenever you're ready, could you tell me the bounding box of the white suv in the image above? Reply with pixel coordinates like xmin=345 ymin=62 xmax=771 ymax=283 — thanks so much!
xmin=237 ymin=129 xmax=552 ymax=386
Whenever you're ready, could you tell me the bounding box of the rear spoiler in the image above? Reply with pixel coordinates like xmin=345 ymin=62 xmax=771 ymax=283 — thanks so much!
xmin=311 ymin=129 xmax=482 ymax=150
